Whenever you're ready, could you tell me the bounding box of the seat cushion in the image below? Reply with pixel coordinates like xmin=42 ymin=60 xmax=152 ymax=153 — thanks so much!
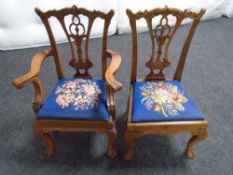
xmin=37 ymin=78 xmax=109 ymax=121
xmin=131 ymin=80 xmax=204 ymax=123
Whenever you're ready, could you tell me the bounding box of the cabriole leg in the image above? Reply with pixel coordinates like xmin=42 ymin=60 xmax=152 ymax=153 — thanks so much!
xmin=185 ymin=129 xmax=208 ymax=159
xmin=42 ymin=133 xmax=55 ymax=156
xmin=35 ymin=123 xmax=55 ymax=157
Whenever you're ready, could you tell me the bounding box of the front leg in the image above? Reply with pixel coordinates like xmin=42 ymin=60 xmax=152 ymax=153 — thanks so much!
xmin=184 ymin=129 xmax=208 ymax=159
xmin=40 ymin=133 xmax=55 ymax=156
xmin=35 ymin=122 xmax=55 ymax=157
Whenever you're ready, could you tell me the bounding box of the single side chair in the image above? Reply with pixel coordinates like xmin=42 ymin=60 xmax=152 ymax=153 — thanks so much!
xmin=12 ymin=6 xmax=123 ymax=158
xmin=124 ymin=7 xmax=208 ymax=161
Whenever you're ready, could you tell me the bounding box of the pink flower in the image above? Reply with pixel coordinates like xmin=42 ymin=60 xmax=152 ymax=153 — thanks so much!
xmin=56 ymin=94 xmax=70 ymax=108
xmin=63 ymin=81 xmax=76 ymax=89
xmin=172 ymin=94 xmax=182 ymax=103
xmin=154 ymin=104 xmax=160 ymax=111
xmin=83 ymin=85 xmax=95 ymax=95
xmin=158 ymin=87 xmax=169 ymax=95
xmin=74 ymin=96 xmax=87 ymax=109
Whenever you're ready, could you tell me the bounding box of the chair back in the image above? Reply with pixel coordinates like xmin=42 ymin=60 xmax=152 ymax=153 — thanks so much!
xmin=36 ymin=6 xmax=114 ymax=79
xmin=126 ymin=7 xmax=205 ymax=83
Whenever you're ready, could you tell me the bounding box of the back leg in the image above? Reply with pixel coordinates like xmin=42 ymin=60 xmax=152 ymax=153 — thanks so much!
xmin=107 ymin=124 xmax=117 ymax=158
xmin=123 ymin=132 xmax=134 ymax=161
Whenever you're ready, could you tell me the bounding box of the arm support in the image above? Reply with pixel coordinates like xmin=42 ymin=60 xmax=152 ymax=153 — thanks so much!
xmin=105 ymin=50 xmax=123 ymax=92
xmin=12 ymin=50 xmax=52 ymax=113
xmin=12 ymin=50 xmax=52 ymax=89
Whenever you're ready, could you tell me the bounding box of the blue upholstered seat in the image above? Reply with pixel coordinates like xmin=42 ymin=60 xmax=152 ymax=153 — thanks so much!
xmin=37 ymin=78 xmax=109 ymax=121
xmin=131 ymin=80 xmax=204 ymax=123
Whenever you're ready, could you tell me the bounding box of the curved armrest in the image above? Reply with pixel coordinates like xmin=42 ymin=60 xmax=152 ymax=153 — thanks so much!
xmin=12 ymin=50 xmax=52 ymax=89
xmin=105 ymin=50 xmax=123 ymax=92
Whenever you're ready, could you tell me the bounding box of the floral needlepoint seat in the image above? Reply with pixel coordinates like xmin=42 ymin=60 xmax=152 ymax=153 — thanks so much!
xmin=37 ymin=78 xmax=109 ymax=121
xmin=132 ymin=80 xmax=204 ymax=122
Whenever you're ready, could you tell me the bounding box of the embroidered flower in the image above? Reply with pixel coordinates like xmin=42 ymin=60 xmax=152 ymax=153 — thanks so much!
xmin=83 ymin=84 xmax=96 ymax=96
xmin=140 ymin=82 xmax=188 ymax=117
xmin=74 ymin=95 xmax=88 ymax=110
xmin=56 ymin=94 xmax=72 ymax=108
xmin=55 ymin=79 xmax=102 ymax=110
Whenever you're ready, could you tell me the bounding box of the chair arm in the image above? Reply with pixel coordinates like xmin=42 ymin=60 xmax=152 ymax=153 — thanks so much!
xmin=12 ymin=50 xmax=52 ymax=89
xmin=105 ymin=50 xmax=123 ymax=92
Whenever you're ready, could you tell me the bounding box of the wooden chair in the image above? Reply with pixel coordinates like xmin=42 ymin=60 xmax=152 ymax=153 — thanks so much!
xmin=124 ymin=7 xmax=208 ymax=161
xmin=12 ymin=6 xmax=122 ymax=158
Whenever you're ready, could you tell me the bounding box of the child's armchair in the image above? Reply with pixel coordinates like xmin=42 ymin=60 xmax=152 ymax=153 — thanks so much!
xmin=13 ymin=6 xmax=122 ymax=158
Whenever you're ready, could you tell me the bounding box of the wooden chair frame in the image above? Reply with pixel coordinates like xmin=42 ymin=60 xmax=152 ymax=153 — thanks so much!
xmin=124 ymin=7 xmax=208 ymax=161
xmin=13 ymin=6 xmax=122 ymax=158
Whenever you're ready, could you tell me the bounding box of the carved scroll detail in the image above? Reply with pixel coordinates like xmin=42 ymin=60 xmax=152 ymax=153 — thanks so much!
xmin=69 ymin=15 xmax=86 ymax=37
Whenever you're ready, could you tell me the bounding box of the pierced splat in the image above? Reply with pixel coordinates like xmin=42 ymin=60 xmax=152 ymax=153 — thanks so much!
xmin=145 ymin=15 xmax=172 ymax=80
xmin=67 ymin=14 xmax=93 ymax=78
xmin=127 ymin=7 xmax=205 ymax=82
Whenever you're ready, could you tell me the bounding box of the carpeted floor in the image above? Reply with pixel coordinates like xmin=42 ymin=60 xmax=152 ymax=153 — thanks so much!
xmin=0 ymin=17 xmax=233 ymax=175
